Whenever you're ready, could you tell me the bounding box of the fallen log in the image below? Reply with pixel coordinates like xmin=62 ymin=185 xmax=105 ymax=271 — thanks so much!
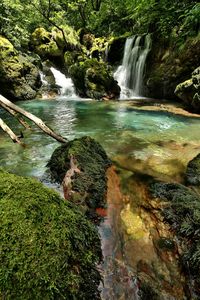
xmin=0 ymin=94 xmax=67 ymax=144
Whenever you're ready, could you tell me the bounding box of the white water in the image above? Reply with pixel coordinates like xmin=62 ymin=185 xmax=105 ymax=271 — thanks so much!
xmin=39 ymin=71 xmax=48 ymax=86
xmin=50 ymin=67 xmax=78 ymax=98
xmin=114 ymin=35 xmax=151 ymax=99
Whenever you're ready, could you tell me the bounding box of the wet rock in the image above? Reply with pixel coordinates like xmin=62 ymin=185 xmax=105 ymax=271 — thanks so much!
xmin=69 ymin=58 xmax=120 ymax=99
xmin=150 ymin=181 xmax=200 ymax=298
xmin=47 ymin=136 xmax=112 ymax=214
xmin=175 ymin=67 xmax=200 ymax=112
xmin=0 ymin=36 xmax=41 ymax=101
xmin=106 ymin=35 xmax=128 ymax=65
xmin=145 ymin=34 xmax=200 ymax=102
xmin=186 ymin=152 xmax=200 ymax=186
xmin=0 ymin=169 xmax=101 ymax=299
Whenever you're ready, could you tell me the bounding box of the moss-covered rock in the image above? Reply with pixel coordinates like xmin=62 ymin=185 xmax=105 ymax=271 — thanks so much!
xmin=30 ymin=26 xmax=80 ymax=64
xmin=175 ymin=67 xmax=200 ymax=112
xmin=47 ymin=136 xmax=112 ymax=213
xmin=0 ymin=169 xmax=101 ymax=299
xmin=69 ymin=58 xmax=120 ymax=99
xmin=186 ymin=153 xmax=200 ymax=186
xmin=0 ymin=36 xmax=41 ymax=100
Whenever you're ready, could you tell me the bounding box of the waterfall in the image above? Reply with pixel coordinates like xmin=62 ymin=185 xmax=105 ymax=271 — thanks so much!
xmin=50 ymin=67 xmax=78 ymax=98
xmin=114 ymin=34 xmax=151 ymax=99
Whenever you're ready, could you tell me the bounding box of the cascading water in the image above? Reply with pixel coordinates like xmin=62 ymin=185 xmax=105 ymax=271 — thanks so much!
xmin=114 ymin=34 xmax=151 ymax=99
xmin=50 ymin=67 xmax=78 ymax=98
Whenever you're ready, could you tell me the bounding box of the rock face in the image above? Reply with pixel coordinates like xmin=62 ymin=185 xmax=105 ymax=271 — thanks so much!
xmin=47 ymin=136 xmax=112 ymax=215
xmin=0 ymin=36 xmax=41 ymax=100
xmin=186 ymin=152 xmax=200 ymax=186
xmin=69 ymin=58 xmax=120 ymax=99
xmin=175 ymin=67 xmax=200 ymax=112
xmin=0 ymin=170 xmax=101 ymax=299
xmin=145 ymin=35 xmax=200 ymax=101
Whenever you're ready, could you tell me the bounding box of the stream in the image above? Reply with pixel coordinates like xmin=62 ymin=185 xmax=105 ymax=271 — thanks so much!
xmin=1 ymin=97 xmax=200 ymax=299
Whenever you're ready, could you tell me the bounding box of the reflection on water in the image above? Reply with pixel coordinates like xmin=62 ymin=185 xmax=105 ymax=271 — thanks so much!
xmin=0 ymin=98 xmax=200 ymax=299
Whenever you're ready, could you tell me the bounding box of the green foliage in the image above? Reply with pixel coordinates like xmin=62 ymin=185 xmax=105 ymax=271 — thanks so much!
xmin=0 ymin=169 xmax=101 ymax=299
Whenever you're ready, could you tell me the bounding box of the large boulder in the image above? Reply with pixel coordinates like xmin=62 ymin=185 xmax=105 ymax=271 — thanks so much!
xmin=47 ymin=136 xmax=112 ymax=214
xmin=69 ymin=58 xmax=120 ymax=99
xmin=0 ymin=36 xmax=41 ymax=100
xmin=175 ymin=67 xmax=200 ymax=112
xmin=0 ymin=170 xmax=101 ymax=299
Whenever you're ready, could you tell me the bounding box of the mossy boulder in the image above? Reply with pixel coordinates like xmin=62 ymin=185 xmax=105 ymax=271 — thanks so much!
xmin=0 ymin=169 xmax=101 ymax=299
xmin=69 ymin=58 xmax=120 ymax=99
xmin=175 ymin=67 xmax=200 ymax=112
xmin=186 ymin=153 xmax=200 ymax=186
xmin=0 ymin=36 xmax=41 ymax=100
xmin=47 ymin=136 xmax=112 ymax=213
xmin=30 ymin=27 xmax=62 ymax=58
xmin=30 ymin=26 xmax=80 ymax=64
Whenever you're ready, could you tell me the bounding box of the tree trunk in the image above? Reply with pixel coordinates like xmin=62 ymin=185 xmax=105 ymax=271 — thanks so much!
xmin=0 ymin=95 xmax=67 ymax=144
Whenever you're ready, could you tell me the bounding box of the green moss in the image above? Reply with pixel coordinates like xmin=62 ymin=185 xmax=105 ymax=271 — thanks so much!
xmin=47 ymin=136 xmax=112 ymax=210
xmin=0 ymin=169 xmax=101 ymax=299
xmin=0 ymin=36 xmax=40 ymax=100
xmin=69 ymin=58 xmax=120 ymax=99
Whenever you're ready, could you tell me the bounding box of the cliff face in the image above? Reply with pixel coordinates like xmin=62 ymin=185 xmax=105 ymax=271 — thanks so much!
xmin=144 ymin=34 xmax=200 ymax=103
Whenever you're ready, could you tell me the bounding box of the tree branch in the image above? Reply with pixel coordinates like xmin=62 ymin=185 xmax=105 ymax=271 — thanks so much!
xmin=0 ymin=101 xmax=31 ymax=130
xmin=0 ymin=95 xmax=67 ymax=143
xmin=0 ymin=118 xmax=24 ymax=145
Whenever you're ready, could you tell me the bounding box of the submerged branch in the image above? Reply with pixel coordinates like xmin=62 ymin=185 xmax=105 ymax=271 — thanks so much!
xmin=0 ymin=95 xmax=68 ymax=144
xmin=0 ymin=101 xmax=31 ymax=130
xmin=0 ymin=118 xmax=24 ymax=145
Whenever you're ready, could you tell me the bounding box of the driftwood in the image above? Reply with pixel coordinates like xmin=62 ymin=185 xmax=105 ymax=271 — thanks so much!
xmin=0 ymin=95 xmax=67 ymax=144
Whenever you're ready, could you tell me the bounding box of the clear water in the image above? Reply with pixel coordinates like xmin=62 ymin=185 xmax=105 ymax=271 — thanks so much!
xmin=0 ymin=98 xmax=200 ymax=179
xmin=1 ymin=97 xmax=200 ymax=299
